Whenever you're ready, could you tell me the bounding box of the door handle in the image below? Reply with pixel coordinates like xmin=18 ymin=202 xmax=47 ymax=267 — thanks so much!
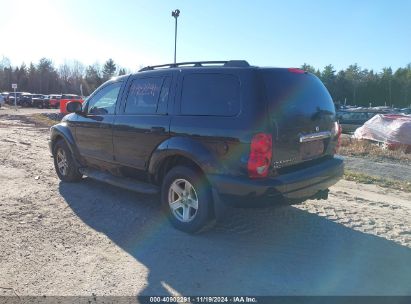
xmin=150 ymin=127 xmax=166 ymax=133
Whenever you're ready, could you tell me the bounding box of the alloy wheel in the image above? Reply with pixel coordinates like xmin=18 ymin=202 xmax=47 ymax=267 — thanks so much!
xmin=56 ymin=148 xmax=68 ymax=176
xmin=168 ymin=178 xmax=199 ymax=222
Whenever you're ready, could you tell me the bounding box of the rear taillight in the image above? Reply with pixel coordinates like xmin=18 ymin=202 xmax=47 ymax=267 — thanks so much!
xmin=248 ymin=133 xmax=272 ymax=179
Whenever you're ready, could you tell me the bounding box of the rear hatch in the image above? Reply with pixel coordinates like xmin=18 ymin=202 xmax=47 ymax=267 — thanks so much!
xmin=260 ymin=68 xmax=337 ymax=171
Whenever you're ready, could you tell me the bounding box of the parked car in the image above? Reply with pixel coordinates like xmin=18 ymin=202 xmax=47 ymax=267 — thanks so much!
xmin=400 ymin=108 xmax=411 ymax=115
xmin=7 ymin=92 xmax=26 ymax=105
xmin=336 ymin=110 xmax=391 ymax=133
xmin=31 ymin=94 xmax=48 ymax=108
xmin=49 ymin=60 xmax=343 ymax=233
xmin=0 ymin=94 xmax=4 ymax=108
xmin=18 ymin=93 xmax=34 ymax=107
xmin=42 ymin=95 xmax=50 ymax=107
xmin=59 ymin=94 xmax=83 ymax=114
xmin=48 ymin=94 xmax=62 ymax=109
xmin=1 ymin=92 xmax=10 ymax=100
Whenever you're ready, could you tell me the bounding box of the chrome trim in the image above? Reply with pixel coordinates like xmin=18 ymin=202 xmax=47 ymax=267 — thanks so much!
xmin=299 ymin=131 xmax=331 ymax=143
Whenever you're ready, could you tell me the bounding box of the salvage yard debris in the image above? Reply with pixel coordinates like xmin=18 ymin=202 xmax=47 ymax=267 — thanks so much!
xmin=354 ymin=114 xmax=411 ymax=152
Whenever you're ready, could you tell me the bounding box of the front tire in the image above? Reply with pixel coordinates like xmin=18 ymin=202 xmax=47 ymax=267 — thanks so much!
xmin=161 ymin=166 xmax=214 ymax=233
xmin=53 ymin=139 xmax=82 ymax=182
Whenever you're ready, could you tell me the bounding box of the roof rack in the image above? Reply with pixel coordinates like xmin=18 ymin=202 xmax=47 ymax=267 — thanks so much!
xmin=138 ymin=60 xmax=250 ymax=72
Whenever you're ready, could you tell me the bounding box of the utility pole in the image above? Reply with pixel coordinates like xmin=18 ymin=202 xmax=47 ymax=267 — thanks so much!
xmin=12 ymin=83 xmax=17 ymax=111
xmin=171 ymin=9 xmax=180 ymax=64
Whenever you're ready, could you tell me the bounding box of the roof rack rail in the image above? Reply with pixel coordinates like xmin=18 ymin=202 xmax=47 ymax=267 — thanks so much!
xmin=138 ymin=60 xmax=250 ymax=72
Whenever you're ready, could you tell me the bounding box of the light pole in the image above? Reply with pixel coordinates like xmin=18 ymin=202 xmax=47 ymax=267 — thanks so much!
xmin=172 ymin=9 xmax=180 ymax=64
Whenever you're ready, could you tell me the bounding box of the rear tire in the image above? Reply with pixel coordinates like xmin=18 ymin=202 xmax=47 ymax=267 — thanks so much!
xmin=161 ymin=166 xmax=214 ymax=233
xmin=53 ymin=139 xmax=82 ymax=182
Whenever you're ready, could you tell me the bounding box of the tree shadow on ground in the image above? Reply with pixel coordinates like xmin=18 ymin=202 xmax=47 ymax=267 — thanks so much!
xmin=59 ymin=179 xmax=411 ymax=296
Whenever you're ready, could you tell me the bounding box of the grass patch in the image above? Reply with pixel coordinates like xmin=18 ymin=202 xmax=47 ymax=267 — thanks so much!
xmin=28 ymin=113 xmax=63 ymax=128
xmin=339 ymin=135 xmax=411 ymax=164
xmin=344 ymin=170 xmax=411 ymax=192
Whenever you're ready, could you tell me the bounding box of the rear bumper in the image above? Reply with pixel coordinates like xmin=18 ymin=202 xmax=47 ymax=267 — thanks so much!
xmin=208 ymin=156 xmax=344 ymax=205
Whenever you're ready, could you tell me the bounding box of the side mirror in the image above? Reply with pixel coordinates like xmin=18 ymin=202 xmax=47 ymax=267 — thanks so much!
xmin=66 ymin=101 xmax=83 ymax=114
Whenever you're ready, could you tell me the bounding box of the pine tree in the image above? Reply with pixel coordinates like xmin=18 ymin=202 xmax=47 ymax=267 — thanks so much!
xmin=85 ymin=64 xmax=103 ymax=95
xmin=102 ymin=58 xmax=116 ymax=81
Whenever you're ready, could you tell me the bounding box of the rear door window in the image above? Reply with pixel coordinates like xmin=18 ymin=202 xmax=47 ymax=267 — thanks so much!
xmin=180 ymin=73 xmax=240 ymax=116
xmin=124 ymin=77 xmax=169 ymax=115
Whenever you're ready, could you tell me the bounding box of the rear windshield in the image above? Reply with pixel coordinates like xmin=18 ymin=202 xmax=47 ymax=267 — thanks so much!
xmin=261 ymin=69 xmax=335 ymax=119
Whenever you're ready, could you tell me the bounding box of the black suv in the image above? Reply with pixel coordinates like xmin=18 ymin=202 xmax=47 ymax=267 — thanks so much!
xmin=7 ymin=92 xmax=25 ymax=105
xmin=19 ymin=94 xmax=47 ymax=108
xmin=49 ymin=60 xmax=344 ymax=233
xmin=31 ymin=94 xmax=48 ymax=108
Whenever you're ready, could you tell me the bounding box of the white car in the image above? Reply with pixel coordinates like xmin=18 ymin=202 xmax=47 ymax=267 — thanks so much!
xmin=0 ymin=95 xmax=5 ymax=108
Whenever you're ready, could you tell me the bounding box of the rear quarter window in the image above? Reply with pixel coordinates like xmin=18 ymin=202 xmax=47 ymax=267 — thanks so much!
xmin=124 ymin=77 xmax=169 ymax=115
xmin=180 ymin=73 xmax=240 ymax=116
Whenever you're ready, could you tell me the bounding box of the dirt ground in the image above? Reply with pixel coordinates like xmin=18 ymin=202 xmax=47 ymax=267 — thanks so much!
xmin=1 ymin=108 xmax=411 ymax=296
xmin=0 ymin=106 xmax=59 ymax=116
xmin=343 ymin=155 xmax=411 ymax=182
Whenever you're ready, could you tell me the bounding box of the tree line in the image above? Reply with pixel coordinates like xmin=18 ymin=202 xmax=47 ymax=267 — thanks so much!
xmin=0 ymin=56 xmax=410 ymax=108
xmin=0 ymin=57 xmax=127 ymax=97
xmin=302 ymin=63 xmax=411 ymax=108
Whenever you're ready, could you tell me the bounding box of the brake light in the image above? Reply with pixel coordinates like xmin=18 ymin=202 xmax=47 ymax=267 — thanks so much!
xmin=248 ymin=133 xmax=272 ymax=178
xmin=288 ymin=68 xmax=306 ymax=74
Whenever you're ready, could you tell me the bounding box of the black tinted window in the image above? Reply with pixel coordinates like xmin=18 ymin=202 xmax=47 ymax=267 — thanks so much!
xmin=181 ymin=73 xmax=240 ymax=116
xmin=124 ymin=77 xmax=164 ymax=114
xmin=262 ymin=69 xmax=336 ymax=120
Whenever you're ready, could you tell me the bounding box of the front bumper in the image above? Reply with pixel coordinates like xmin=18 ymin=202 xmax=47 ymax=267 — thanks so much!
xmin=208 ymin=156 xmax=344 ymax=205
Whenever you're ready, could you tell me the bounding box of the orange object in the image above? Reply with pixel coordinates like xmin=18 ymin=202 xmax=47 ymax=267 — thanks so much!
xmin=49 ymin=94 xmax=62 ymax=108
xmin=59 ymin=94 xmax=84 ymax=114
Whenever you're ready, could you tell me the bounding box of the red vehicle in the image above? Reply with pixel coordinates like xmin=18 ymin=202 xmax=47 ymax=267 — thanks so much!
xmin=59 ymin=94 xmax=83 ymax=114
xmin=48 ymin=94 xmax=62 ymax=109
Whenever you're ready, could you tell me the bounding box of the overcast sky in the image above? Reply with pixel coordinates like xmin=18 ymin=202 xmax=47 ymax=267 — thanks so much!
xmin=1 ymin=0 xmax=410 ymax=72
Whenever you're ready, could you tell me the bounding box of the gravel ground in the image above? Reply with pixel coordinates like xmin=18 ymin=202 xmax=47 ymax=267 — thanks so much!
xmin=343 ymin=155 xmax=411 ymax=182
xmin=0 ymin=105 xmax=60 ymax=115
xmin=1 ymin=113 xmax=411 ymax=297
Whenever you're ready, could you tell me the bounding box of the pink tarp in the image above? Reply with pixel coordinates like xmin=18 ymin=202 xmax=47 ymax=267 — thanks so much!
xmin=353 ymin=114 xmax=411 ymax=146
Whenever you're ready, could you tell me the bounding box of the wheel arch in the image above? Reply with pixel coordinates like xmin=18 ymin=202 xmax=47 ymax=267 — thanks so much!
xmin=50 ymin=124 xmax=82 ymax=165
xmin=149 ymin=136 xmax=219 ymax=185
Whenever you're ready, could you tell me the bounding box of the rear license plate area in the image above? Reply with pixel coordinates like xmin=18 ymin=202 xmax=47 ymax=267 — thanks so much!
xmin=300 ymin=140 xmax=324 ymax=160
